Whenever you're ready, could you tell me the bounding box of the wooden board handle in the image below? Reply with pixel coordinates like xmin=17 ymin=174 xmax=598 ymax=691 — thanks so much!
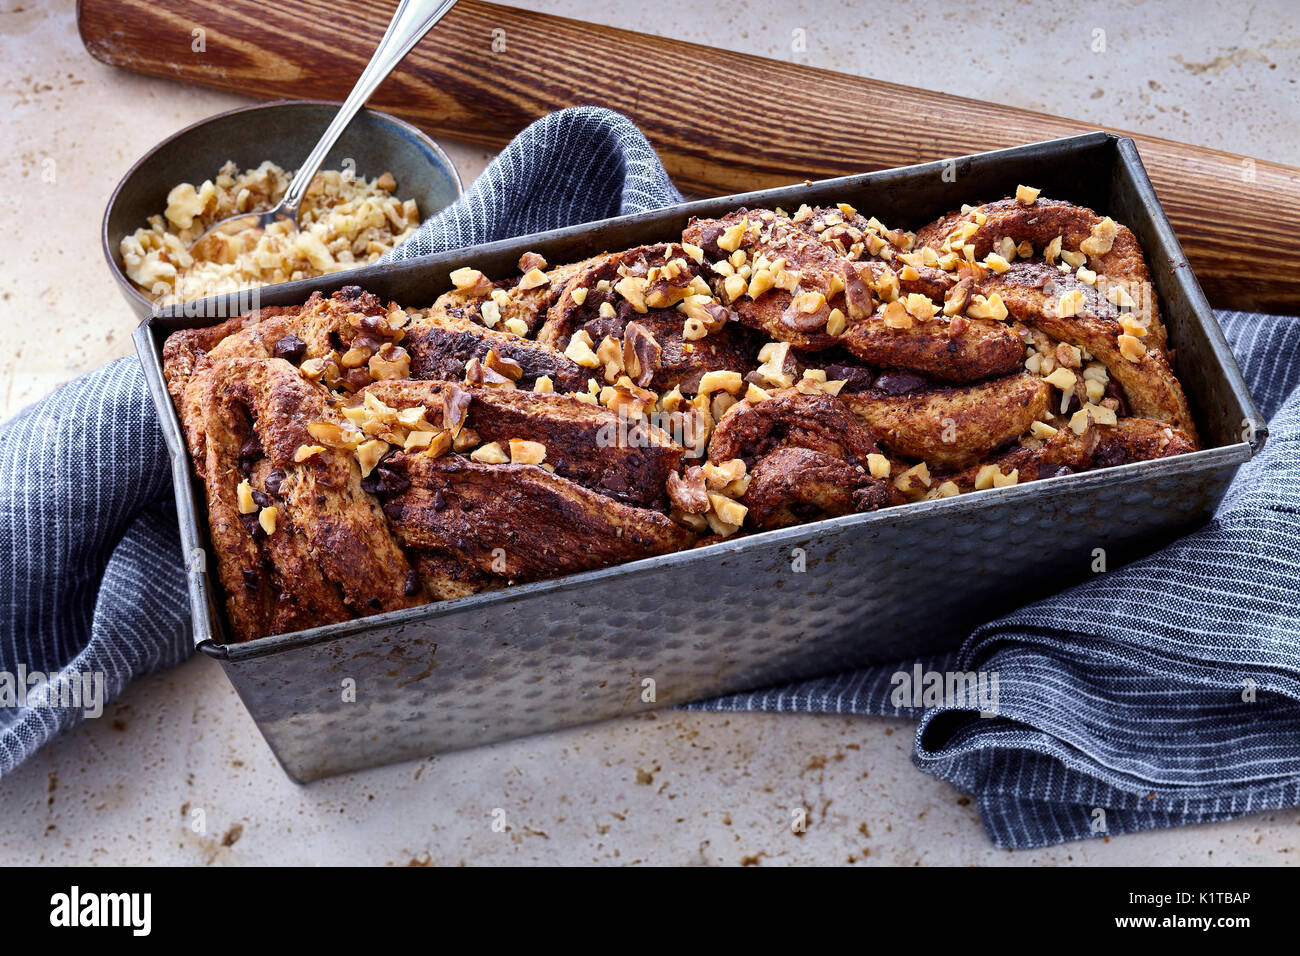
xmin=78 ymin=0 xmax=1300 ymax=313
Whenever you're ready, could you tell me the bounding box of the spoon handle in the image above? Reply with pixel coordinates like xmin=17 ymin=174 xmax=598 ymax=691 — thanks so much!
xmin=279 ymin=0 xmax=458 ymax=217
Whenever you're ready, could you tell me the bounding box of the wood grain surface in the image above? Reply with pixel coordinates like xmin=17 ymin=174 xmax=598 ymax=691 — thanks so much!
xmin=78 ymin=0 xmax=1300 ymax=312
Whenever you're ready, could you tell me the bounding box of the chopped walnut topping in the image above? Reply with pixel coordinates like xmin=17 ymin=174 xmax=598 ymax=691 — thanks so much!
xmin=395 ymin=405 xmax=430 ymax=429
xmin=667 ymin=467 xmax=710 ymax=514
xmin=1082 ymin=362 xmax=1109 ymax=383
xmin=702 ymin=458 xmax=746 ymax=490
xmin=943 ymin=277 xmax=973 ymax=316
xmin=482 ymin=349 xmax=523 ymax=382
xmin=825 ymin=307 xmax=847 ymax=336
xmin=902 ymin=292 xmax=937 ymax=321
xmin=423 ymin=430 xmax=453 ymax=458
xmin=600 ymin=376 xmax=656 ymax=420
xmin=308 ymin=421 xmax=362 ymax=450
xmin=355 ymin=438 xmax=388 ymax=476
xmin=722 ymin=273 xmax=747 ymax=303
xmin=1070 ymin=402 xmax=1119 ymax=435
xmin=299 ymin=358 xmax=327 ymax=381
xmin=1044 ymin=367 xmax=1078 ymax=391
xmin=866 ymin=453 xmax=891 ymax=480
xmin=480 ymin=299 xmax=502 ymax=327
xmin=623 ymin=323 xmax=662 ymax=388
xmin=570 ymin=287 xmax=589 ymax=306
xmin=707 ymin=492 xmax=748 ymax=528
xmin=1055 ymin=289 xmax=1086 ymax=317
xmin=1015 ymin=184 xmax=1041 ymax=204
xmin=1106 ymin=284 xmax=1136 ymax=309
xmin=615 ymin=275 xmax=649 ymax=313
xmin=983 ymin=253 xmax=1011 ymax=274
xmin=236 ymin=479 xmax=257 ymax=514
xmin=1118 ymin=315 xmax=1148 ymax=339
xmin=893 ymin=462 xmax=932 ymax=498
xmin=1118 ymin=333 xmax=1147 ymax=362
xmin=516 ymin=267 xmax=549 ymax=291
xmin=717 ymin=219 xmax=748 ymax=253
xmin=258 ymin=506 xmax=278 ymax=535
xmin=696 ymin=370 xmax=744 ymax=396
xmin=449 ymin=267 xmax=492 ymax=296
xmin=564 ymin=329 xmax=601 ymax=369
xmin=681 ymin=241 xmax=705 ymax=265
xmin=973 ymin=464 xmax=1000 ymax=490
xmin=293 ymin=444 xmax=325 ymax=463
xmin=1029 ymin=420 xmax=1058 ymax=439
xmin=518 ymin=251 xmax=548 ymax=273
xmin=1055 ymin=343 xmax=1083 ymax=369
xmin=755 ymin=342 xmax=796 ymax=388
xmin=882 ymin=300 xmax=913 ymax=329
xmin=1080 ymin=217 xmax=1118 ymax=257
xmin=464 ymin=357 xmax=516 ymax=389
xmin=596 ymin=335 xmax=624 ymax=383
xmin=340 ymin=346 xmax=371 ymax=368
xmin=645 ymin=259 xmax=694 ymax=308
xmin=503 ymin=317 xmax=529 ymax=336
xmin=509 ymin=439 xmax=547 ymax=465
xmin=966 ymin=293 xmax=1008 ymax=321
xmin=992 ymin=468 xmax=1019 ymax=488
xmin=470 ymin=441 xmax=510 ymax=464
xmin=747 ymin=268 xmax=775 ymax=299
xmin=368 ymin=343 xmax=411 ymax=380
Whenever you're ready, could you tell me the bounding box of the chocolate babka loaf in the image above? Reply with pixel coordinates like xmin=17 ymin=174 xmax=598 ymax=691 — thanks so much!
xmin=165 ymin=189 xmax=1197 ymax=642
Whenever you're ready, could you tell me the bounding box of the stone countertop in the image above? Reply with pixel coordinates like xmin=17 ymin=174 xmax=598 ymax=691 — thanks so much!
xmin=1 ymin=1 xmax=1296 ymax=865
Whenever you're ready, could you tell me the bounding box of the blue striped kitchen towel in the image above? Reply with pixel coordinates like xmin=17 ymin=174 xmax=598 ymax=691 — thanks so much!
xmin=2 ymin=106 xmax=1297 ymax=849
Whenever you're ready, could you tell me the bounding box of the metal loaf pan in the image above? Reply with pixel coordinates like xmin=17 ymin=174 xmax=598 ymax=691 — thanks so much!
xmin=135 ymin=133 xmax=1265 ymax=782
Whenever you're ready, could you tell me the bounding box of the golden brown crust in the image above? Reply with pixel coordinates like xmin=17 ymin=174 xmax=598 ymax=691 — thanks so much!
xmin=359 ymin=380 xmax=684 ymax=507
xmin=839 ymin=308 xmax=1025 ymax=384
xmin=379 ymin=455 xmax=694 ymax=582
xmin=708 ymin=387 xmax=880 ymax=467
xmin=946 ymin=417 xmax=1197 ymax=488
xmin=182 ymin=357 xmax=420 ymax=642
xmin=162 ymin=303 xmax=305 ymax=407
xmin=163 ymin=191 xmax=1204 ymax=644
xmin=980 ymin=261 xmax=1197 ymax=441
xmin=842 ymin=373 xmax=1053 ymax=469
xmin=742 ymin=446 xmax=901 ymax=529
xmin=915 ymin=197 xmax=1166 ymax=353
xmin=682 ymin=211 xmax=867 ymax=351
xmin=405 ymin=306 xmax=589 ymax=392
xmin=436 ymin=258 xmax=586 ymax=337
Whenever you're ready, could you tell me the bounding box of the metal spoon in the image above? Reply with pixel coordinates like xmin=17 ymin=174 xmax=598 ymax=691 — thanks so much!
xmin=189 ymin=0 xmax=457 ymax=258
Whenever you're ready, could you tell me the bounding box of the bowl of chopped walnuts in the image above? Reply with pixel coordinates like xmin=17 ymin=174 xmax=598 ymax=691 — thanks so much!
xmin=102 ymin=100 xmax=462 ymax=318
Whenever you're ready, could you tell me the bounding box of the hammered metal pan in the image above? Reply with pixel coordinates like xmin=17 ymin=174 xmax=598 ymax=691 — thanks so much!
xmin=135 ymin=133 xmax=1265 ymax=781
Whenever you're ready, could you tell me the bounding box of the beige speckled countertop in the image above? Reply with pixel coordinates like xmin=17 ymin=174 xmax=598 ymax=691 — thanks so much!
xmin=2 ymin=1 xmax=1297 ymax=865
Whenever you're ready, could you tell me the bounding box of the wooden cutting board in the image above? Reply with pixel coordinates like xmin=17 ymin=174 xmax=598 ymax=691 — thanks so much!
xmin=78 ymin=0 xmax=1300 ymax=313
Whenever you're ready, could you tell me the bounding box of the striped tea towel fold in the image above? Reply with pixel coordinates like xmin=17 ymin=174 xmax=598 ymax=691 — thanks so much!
xmin=2 ymin=106 xmax=1296 ymax=850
